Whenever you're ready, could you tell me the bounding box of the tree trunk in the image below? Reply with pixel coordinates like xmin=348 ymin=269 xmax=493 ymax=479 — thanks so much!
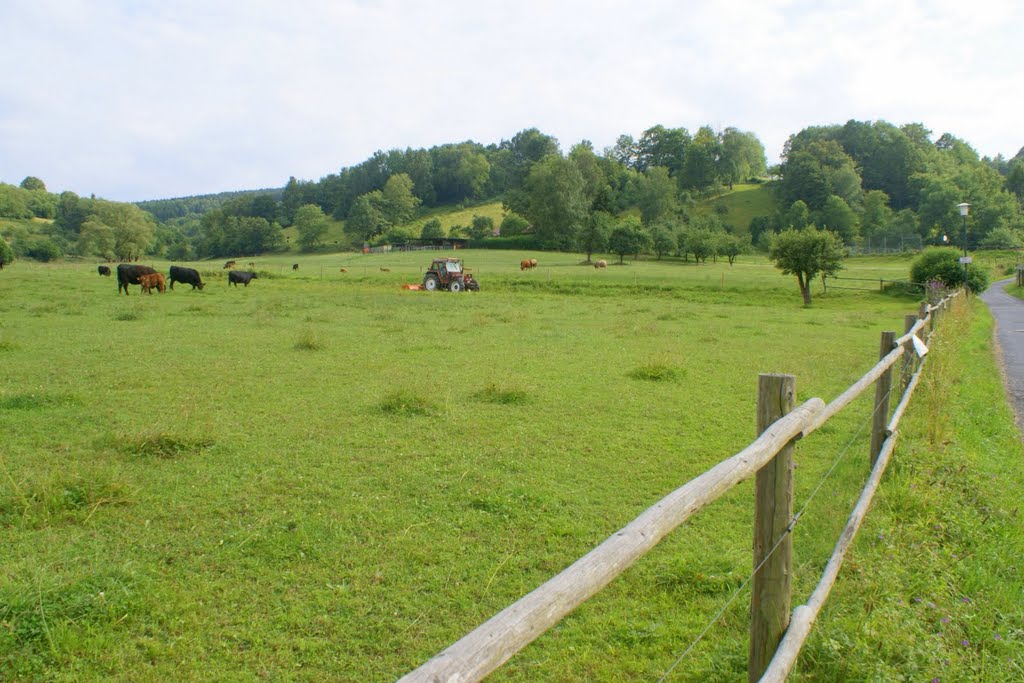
xmin=797 ymin=273 xmax=812 ymax=305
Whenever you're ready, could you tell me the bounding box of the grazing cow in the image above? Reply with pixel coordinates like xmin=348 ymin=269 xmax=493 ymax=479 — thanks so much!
xmin=223 ymin=260 xmax=236 ymax=269
xmin=138 ymin=273 xmax=166 ymax=294
xmin=169 ymin=265 xmax=204 ymax=290
xmin=340 ymin=268 xmax=348 ymax=273
xmin=594 ymin=259 xmax=608 ymax=269
xmin=380 ymin=267 xmax=391 ymax=272
xmin=292 ymin=263 xmax=299 ymax=271
xmin=228 ymin=270 xmax=257 ymax=287
xmin=98 ymin=265 xmax=111 ymax=276
xmin=116 ymin=264 xmax=157 ymax=295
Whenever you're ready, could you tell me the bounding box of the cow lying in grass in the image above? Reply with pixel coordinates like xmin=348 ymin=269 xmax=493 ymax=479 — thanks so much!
xmin=139 ymin=273 xmax=166 ymax=294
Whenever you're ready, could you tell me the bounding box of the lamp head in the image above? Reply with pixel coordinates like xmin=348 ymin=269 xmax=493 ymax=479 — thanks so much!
xmin=957 ymin=202 xmax=971 ymax=217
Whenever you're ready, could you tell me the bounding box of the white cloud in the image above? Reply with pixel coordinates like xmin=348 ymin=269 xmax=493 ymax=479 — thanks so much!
xmin=1 ymin=0 xmax=1022 ymax=200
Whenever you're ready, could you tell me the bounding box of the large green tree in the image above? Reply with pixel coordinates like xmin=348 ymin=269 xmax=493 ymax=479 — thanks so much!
xmin=380 ymin=173 xmax=421 ymax=225
xmin=680 ymin=126 xmax=722 ymax=190
xmin=819 ymin=195 xmax=859 ymax=244
xmin=768 ymin=227 xmax=846 ymax=304
xmin=637 ymin=166 xmax=678 ymax=225
xmin=577 ymin=211 xmax=612 ymax=262
xmin=515 ymin=155 xmax=588 ymax=250
xmin=346 ymin=191 xmax=388 ymax=242
xmin=719 ymin=128 xmax=766 ymax=187
xmin=294 ymin=204 xmax=330 ymax=251
xmin=608 ymin=217 xmax=650 ymax=264
xmin=0 ymin=236 xmax=13 ymax=268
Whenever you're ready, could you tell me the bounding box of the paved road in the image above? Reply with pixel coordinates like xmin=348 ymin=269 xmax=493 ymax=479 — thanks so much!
xmin=980 ymin=278 xmax=1024 ymax=430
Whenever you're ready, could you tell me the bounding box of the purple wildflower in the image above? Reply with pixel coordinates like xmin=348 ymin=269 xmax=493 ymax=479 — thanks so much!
xmin=961 ymin=639 xmax=970 ymax=647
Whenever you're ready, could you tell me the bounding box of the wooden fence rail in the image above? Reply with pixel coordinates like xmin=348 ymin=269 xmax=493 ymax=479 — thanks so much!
xmin=400 ymin=292 xmax=959 ymax=683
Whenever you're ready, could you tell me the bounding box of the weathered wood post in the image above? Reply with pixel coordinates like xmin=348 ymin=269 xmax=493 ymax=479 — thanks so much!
xmin=901 ymin=314 xmax=918 ymax=392
xmin=749 ymin=374 xmax=796 ymax=682
xmin=870 ymin=331 xmax=896 ymax=465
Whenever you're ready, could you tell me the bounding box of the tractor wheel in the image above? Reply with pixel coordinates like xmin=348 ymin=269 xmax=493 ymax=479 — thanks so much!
xmin=423 ymin=275 xmax=440 ymax=291
xmin=449 ymin=280 xmax=464 ymax=293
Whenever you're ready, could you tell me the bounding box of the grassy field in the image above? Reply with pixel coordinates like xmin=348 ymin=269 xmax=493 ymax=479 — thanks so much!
xmin=1 ymin=250 xmax=1021 ymax=681
xmin=690 ymin=183 xmax=776 ymax=236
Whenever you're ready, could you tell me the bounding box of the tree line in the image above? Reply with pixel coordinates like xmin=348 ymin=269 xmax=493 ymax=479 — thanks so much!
xmin=759 ymin=120 xmax=1024 ymax=251
xmin=3 ymin=119 xmax=1022 ymax=264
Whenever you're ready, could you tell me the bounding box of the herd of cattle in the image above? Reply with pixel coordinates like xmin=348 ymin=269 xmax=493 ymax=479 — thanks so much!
xmin=101 ymin=263 xmax=258 ymax=295
xmin=98 ymin=256 xmax=596 ymax=294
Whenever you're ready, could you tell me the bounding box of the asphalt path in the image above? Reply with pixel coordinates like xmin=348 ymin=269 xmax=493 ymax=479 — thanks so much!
xmin=979 ymin=278 xmax=1024 ymax=431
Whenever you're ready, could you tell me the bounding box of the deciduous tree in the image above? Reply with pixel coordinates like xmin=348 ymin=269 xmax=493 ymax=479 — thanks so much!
xmin=768 ymin=227 xmax=846 ymax=304
xmin=294 ymin=204 xmax=330 ymax=251
xmin=608 ymin=217 xmax=650 ymax=264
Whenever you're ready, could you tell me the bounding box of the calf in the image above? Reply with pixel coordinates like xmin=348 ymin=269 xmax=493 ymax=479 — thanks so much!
xmin=98 ymin=265 xmax=111 ymax=276
xmin=223 ymin=260 xmax=236 ymax=269
xmin=169 ymin=265 xmax=205 ymax=290
xmin=116 ymin=264 xmax=157 ymax=295
xmin=292 ymin=263 xmax=299 ymax=271
xmin=138 ymin=272 xmax=166 ymax=294
xmin=228 ymin=270 xmax=258 ymax=287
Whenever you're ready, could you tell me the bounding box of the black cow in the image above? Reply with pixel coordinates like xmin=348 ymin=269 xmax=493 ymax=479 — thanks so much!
xmin=116 ymin=264 xmax=157 ymax=295
xmin=98 ymin=265 xmax=111 ymax=276
xmin=228 ymin=270 xmax=257 ymax=287
xmin=169 ymin=265 xmax=204 ymax=290
xmin=292 ymin=263 xmax=299 ymax=271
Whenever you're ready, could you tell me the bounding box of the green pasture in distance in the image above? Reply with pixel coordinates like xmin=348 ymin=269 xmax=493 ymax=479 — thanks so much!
xmin=0 ymin=253 xmax=994 ymax=680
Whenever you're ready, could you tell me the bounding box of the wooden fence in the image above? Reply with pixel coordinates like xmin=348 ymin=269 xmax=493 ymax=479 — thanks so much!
xmin=400 ymin=292 xmax=961 ymax=683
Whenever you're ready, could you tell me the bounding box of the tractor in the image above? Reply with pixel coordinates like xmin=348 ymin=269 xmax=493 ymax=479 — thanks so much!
xmin=422 ymin=257 xmax=480 ymax=292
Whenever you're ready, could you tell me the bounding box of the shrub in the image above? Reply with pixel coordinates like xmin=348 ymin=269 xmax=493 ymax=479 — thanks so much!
xmin=910 ymin=247 xmax=989 ymax=293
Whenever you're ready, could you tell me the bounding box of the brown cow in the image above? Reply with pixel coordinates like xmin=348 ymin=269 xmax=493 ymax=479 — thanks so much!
xmin=520 ymin=259 xmax=538 ymax=271
xmin=223 ymin=260 xmax=236 ymax=269
xmin=594 ymin=259 xmax=608 ymax=269
xmin=380 ymin=267 xmax=391 ymax=272
xmin=138 ymin=272 xmax=166 ymax=294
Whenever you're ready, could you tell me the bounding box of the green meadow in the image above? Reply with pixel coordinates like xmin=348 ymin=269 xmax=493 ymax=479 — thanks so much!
xmin=1 ymin=251 xmax=1021 ymax=681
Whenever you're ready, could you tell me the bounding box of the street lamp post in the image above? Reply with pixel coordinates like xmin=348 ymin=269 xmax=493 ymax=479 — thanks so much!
xmin=958 ymin=202 xmax=971 ymax=291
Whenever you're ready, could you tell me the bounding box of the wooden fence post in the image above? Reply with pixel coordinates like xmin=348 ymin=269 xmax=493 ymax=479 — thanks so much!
xmin=870 ymin=331 xmax=896 ymax=465
xmin=750 ymin=374 xmax=796 ymax=683
xmin=901 ymin=314 xmax=917 ymax=392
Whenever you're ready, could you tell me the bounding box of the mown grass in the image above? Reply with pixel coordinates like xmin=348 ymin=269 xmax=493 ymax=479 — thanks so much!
xmin=0 ymin=251 xmax=1019 ymax=680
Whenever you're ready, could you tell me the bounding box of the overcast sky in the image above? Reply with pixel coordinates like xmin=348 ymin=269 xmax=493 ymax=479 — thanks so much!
xmin=2 ymin=0 xmax=1021 ymax=203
